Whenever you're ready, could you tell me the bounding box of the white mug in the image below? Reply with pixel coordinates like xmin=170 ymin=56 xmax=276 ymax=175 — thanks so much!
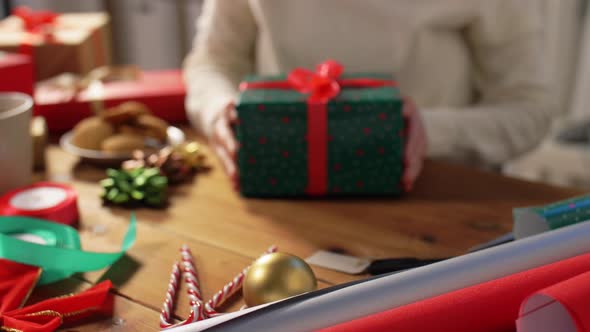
xmin=0 ymin=93 xmax=33 ymax=195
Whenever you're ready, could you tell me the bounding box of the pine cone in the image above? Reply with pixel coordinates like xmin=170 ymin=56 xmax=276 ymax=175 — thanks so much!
xmin=122 ymin=142 xmax=206 ymax=184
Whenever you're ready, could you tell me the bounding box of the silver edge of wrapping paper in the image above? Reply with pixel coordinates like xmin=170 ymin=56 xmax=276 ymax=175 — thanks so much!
xmin=171 ymin=220 xmax=590 ymax=332
xmin=514 ymin=208 xmax=550 ymax=239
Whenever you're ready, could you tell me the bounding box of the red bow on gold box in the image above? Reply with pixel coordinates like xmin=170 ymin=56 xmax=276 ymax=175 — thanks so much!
xmin=0 ymin=6 xmax=111 ymax=81
xmin=11 ymin=6 xmax=58 ymax=36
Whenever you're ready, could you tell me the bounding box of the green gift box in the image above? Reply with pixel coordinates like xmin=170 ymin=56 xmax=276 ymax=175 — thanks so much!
xmin=236 ymin=60 xmax=405 ymax=197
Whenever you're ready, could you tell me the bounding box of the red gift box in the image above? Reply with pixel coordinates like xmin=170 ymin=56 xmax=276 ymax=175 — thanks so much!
xmin=0 ymin=53 xmax=34 ymax=95
xmin=34 ymin=69 xmax=187 ymax=132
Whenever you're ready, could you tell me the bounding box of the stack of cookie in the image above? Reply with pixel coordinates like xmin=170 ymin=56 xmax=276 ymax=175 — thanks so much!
xmin=71 ymin=102 xmax=169 ymax=153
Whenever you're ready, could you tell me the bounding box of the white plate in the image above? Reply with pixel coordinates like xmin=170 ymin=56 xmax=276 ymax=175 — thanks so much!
xmin=60 ymin=126 xmax=185 ymax=165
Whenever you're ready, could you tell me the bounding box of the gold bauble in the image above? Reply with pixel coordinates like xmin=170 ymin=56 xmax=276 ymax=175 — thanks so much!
xmin=243 ymin=252 xmax=317 ymax=307
xmin=173 ymin=141 xmax=205 ymax=168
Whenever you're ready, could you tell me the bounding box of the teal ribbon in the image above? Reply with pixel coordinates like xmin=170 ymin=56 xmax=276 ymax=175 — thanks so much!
xmin=0 ymin=214 xmax=136 ymax=285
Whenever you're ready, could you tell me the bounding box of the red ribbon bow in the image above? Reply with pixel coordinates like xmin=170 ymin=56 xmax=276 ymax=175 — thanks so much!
xmin=286 ymin=60 xmax=344 ymax=102
xmin=0 ymin=259 xmax=113 ymax=332
xmin=12 ymin=7 xmax=58 ymax=34
xmin=11 ymin=6 xmax=59 ymax=57
xmin=239 ymin=60 xmax=397 ymax=195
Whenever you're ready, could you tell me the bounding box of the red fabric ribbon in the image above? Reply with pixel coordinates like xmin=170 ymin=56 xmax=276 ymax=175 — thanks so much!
xmin=0 ymin=259 xmax=41 ymax=314
xmin=239 ymin=60 xmax=397 ymax=195
xmin=0 ymin=259 xmax=113 ymax=332
xmin=11 ymin=6 xmax=59 ymax=57
xmin=0 ymin=182 xmax=80 ymax=227
xmin=12 ymin=7 xmax=58 ymax=34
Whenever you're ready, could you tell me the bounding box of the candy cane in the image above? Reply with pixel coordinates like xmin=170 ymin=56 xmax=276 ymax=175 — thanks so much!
xmin=181 ymin=245 xmax=205 ymax=321
xmin=159 ymin=245 xmax=205 ymax=329
xmin=159 ymin=262 xmax=181 ymax=328
xmin=204 ymin=245 xmax=278 ymax=317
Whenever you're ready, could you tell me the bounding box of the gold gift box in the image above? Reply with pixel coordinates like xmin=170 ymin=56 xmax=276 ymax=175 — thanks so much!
xmin=0 ymin=12 xmax=112 ymax=81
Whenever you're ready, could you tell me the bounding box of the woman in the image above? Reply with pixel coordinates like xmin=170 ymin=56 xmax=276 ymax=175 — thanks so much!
xmin=184 ymin=0 xmax=554 ymax=191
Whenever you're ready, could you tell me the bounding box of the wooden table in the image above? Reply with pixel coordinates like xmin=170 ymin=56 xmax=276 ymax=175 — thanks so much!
xmin=30 ymin=134 xmax=581 ymax=331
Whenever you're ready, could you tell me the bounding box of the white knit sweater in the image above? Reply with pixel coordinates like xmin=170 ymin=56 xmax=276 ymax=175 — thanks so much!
xmin=183 ymin=0 xmax=555 ymax=166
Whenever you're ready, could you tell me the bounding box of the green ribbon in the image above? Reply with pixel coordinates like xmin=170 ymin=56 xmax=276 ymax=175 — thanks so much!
xmin=0 ymin=214 xmax=136 ymax=285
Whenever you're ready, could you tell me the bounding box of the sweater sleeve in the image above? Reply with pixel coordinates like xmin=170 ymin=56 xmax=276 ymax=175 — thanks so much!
xmin=182 ymin=0 xmax=257 ymax=138
xmin=422 ymin=0 xmax=557 ymax=166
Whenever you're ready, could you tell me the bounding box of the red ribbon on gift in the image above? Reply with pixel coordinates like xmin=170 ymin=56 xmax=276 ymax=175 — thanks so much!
xmin=12 ymin=6 xmax=59 ymax=57
xmin=0 ymin=259 xmax=113 ymax=332
xmin=12 ymin=7 xmax=58 ymax=34
xmin=239 ymin=60 xmax=397 ymax=195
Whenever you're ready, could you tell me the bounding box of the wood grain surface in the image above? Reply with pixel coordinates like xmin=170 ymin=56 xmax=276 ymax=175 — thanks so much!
xmin=28 ymin=131 xmax=581 ymax=331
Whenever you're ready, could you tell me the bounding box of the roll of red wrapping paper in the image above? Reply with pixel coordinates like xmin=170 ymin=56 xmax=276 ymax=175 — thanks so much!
xmin=0 ymin=182 xmax=79 ymax=226
xmin=319 ymin=252 xmax=590 ymax=332
xmin=517 ymin=271 xmax=590 ymax=331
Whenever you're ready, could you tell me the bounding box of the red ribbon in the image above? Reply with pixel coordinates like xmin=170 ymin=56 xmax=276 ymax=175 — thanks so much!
xmin=12 ymin=6 xmax=59 ymax=57
xmin=0 ymin=259 xmax=113 ymax=332
xmin=0 ymin=260 xmax=41 ymax=314
xmin=12 ymin=7 xmax=58 ymax=34
xmin=0 ymin=182 xmax=80 ymax=227
xmin=239 ymin=60 xmax=397 ymax=195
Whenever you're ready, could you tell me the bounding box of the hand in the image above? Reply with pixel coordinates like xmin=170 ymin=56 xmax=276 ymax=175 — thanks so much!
xmin=402 ymin=98 xmax=427 ymax=192
xmin=210 ymin=101 xmax=240 ymax=190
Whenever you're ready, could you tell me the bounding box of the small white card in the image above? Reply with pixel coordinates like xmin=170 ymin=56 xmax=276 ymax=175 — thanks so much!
xmin=306 ymin=250 xmax=371 ymax=275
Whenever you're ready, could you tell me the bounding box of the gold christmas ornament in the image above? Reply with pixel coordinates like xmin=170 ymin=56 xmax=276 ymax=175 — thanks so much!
xmin=173 ymin=142 xmax=205 ymax=169
xmin=243 ymin=252 xmax=317 ymax=307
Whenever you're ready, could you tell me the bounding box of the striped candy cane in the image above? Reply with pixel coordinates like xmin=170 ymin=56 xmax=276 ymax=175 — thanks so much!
xmin=159 ymin=245 xmax=205 ymax=329
xmin=204 ymin=245 xmax=278 ymax=317
xmin=181 ymin=245 xmax=205 ymax=321
xmin=160 ymin=262 xmax=181 ymax=328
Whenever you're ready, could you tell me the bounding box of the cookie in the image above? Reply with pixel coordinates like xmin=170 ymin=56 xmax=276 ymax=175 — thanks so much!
xmin=135 ymin=114 xmax=169 ymax=142
xmin=118 ymin=124 xmax=145 ymax=136
xmin=71 ymin=117 xmax=115 ymax=150
xmin=101 ymin=102 xmax=149 ymax=125
xmin=101 ymin=133 xmax=146 ymax=153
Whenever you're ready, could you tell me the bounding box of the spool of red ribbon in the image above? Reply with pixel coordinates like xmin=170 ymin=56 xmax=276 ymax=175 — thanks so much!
xmin=0 ymin=182 xmax=79 ymax=226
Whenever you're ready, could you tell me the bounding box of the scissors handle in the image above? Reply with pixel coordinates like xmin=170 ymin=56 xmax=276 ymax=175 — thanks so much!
xmin=367 ymin=257 xmax=447 ymax=275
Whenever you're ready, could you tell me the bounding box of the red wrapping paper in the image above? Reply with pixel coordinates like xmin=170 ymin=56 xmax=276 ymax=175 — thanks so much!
xmin=319 ymin=252 xmax=590 ymax=332
xmin=34 ymin=70 xmax=186 ymax=132
xmin=517 ymin=271 xmax=590 ymax=331
xmin=0 ymin=53 xmax=34 ymax=95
